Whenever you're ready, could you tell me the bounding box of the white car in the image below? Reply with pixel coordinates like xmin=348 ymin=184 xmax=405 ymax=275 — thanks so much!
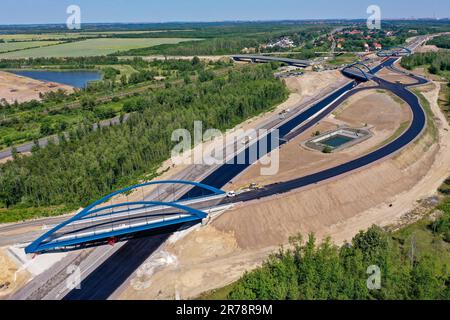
xmin=241 ymin=136 xmax=253 ymax=145
xmin=227 ymin=191 xmax=237 ymax=198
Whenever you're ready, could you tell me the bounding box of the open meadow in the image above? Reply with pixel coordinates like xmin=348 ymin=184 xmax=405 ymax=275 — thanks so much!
xmin=0 ymin=41 xmax=62 ymax=53
xmin=0 ymin=38 xmax=199 ymax=58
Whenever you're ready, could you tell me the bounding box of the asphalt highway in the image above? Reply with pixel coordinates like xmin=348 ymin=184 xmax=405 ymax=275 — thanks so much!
xmin=186 ymin=57 xmax=411 ymax=196
xmin=232 ymin=77 xmax=427 ymax=203
xmin=62 ymin=56 xmax=429 ymax=300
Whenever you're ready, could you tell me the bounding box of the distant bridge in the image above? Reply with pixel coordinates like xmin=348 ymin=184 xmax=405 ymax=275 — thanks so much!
xmin=377 ymin=46 xmax=412 ymax=57
xmin=232 ymin=54 xmax=311 ymax=67
xmin=25 ymin=181 xmax=226 ymax=254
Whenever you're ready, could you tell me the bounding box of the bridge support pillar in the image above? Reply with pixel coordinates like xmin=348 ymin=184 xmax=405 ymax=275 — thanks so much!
xmin=202 ymin=217 xmax=211 ymax=226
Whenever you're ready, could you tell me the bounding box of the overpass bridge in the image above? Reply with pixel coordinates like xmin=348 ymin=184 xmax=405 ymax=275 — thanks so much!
xmin=377 ymin=46 xmax=412 ymax=58
xmin=25 ymin=181 xmax=227 ymax=254
xmin=232 ymin=54 xmax=311 ymax=67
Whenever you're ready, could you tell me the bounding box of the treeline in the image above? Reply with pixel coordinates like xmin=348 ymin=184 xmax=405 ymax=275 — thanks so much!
xmin=119 ymin=25 xmax=332 ymax=56
xmin=119 ymin=38 xmax=266 ymax=56
xmin=228 ymin=226 xmax=450 ymax=300
xmin=0 ymin=56 xmax=121 ymax=69
xmin=401 ymin=51 xmax=450 ymax=74
xmin=0 ymin=64 xmax=288 ymax=210
xmin=0 ymin=58 xmax=230 ymax=149
xmin=428 ymin=35 xmax=450 ymax=49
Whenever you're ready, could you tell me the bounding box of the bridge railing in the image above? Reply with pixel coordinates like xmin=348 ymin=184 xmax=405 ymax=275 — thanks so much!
xmin=25 ymin=180 xmax=225 ymax=254
xmin=25 ymin=200 xmax=209 ymax=254
xmin=377 ymin=46 xmax=412 ymax=57
xmin=342 ymin=63 xmax=373 ymax=81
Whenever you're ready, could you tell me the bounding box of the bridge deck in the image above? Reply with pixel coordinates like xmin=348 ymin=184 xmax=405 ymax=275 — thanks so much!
xmin=232 ymin=54 xmax=311 ymax=67
xmin=25 ymin=180 xmax=227 ymax=254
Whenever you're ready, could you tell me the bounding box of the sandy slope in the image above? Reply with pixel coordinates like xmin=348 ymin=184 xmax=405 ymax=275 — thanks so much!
xmin=0 ymin=249 xmax=30 ymax=299
xmin=0 ymin=71 xmax=73 ymax=103
xmin=227 ymin=89 xmax=411 ymax=189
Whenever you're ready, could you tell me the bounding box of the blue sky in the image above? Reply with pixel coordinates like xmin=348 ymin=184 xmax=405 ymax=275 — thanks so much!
xmin=1 ymin=0 xmax=449 ymax=25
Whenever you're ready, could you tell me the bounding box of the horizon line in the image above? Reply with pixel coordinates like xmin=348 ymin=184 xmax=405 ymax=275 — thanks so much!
xmin=0 ymin=17 xmax=449 ymax=28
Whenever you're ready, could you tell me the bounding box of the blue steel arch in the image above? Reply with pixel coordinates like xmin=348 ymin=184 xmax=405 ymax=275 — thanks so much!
xmin=25 ymin=180 xmax=225 ymax=254
xmin=342 ymin=64 xmax=371 ymax=81
xmin=25 ymin=201 xmax=208 ymax=254
xmin=84 ymin=180 xmax=225 ymax=209
xmin=348 ymin=62 xmax=373 ymax=74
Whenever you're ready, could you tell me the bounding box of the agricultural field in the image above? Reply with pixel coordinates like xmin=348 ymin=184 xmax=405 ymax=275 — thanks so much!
xmin=0 ymin=33 xmax=98 ymax=41
xmin=0 ymin=41 xmax=61 ymax=53
xmin=0 ymin=38 xmax=200 ymax=58
xmin=0 ymin=31 xmax=173 ymax=41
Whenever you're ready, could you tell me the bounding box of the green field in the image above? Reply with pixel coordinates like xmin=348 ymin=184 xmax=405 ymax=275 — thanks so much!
xmin=0 ymin=41 xmax=61 ymax=53
xmin=0 ymin=33 xmax=97 ymax=41
xmin=0 ymin=31 xmax=168 ymax=42
xmin=328 ymin=53 xmax=359 ymax=66
xmin=0 ymin=38 xmax=200 ymax=58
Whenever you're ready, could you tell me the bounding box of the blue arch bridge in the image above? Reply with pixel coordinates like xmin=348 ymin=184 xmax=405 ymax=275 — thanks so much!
xmin=376 ymin=46 xmax=412 ymax=58
xmin=25 ymin=181 xmax=227 ymax=254
xmin=341 ymin=61 xmax=375 ymax=82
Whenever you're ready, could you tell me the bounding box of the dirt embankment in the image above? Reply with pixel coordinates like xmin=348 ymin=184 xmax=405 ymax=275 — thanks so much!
xmin=0 ymin=71 xmax=73 ymax=104
xmin=416 ymin=45 xmax=440 ymax=53
xmin=377 ymin=68 xmax=420 ymax=85
xmin=0 ymin=249 xmax=29 ymax=299
xmin=284 ymin=70 xmax=348 ymax=99
xmin=227 ymin=89 xmax=411 ymax=189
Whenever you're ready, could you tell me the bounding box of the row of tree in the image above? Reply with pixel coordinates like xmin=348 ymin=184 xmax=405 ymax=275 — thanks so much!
xmin=428 ymin=35 xmax=450 ymax=49
xmin=0 ymin=57 xmax=229 ymax=148
xmin=0 ymin=56 xmax=122 ymax=69
xmin=0 ymin=64 xmax=288 ymax=209
xmin=228 ymin=226 xmax=450 ymax=300
xmin=401 ymin=51 xmax=450 ymax=74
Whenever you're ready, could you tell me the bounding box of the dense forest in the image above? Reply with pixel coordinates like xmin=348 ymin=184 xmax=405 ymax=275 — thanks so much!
xmin=227 ymin=222 xmax=450 ymax=300
xmin=118 ymin=25 xmax=330 ymax=56
xmin=0 ymin=56 xmax=122 ymax=69
xmin=401 ymin=51 xmax=450 ymax=122
xmin=0 ymin=57 xmax=233 ymax=148
xmin=0 ymin=64 xmax=288 ymax=217
xmin=401 ymin=51 xmax=450 ymax=74
xmin=122 ymin=38 xmax=264 ymax=56
xmin=428 ymin=35 xmax=450 ymax=49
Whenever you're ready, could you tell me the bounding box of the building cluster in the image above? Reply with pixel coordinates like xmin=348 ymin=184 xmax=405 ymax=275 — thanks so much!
xmin=262 ymin=37 xmax=296 ymax=49
xmin=333 ymin=28 xmax=395 ymax=52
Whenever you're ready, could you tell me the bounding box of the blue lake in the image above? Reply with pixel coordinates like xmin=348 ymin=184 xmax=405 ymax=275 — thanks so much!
xmin=10 ymin=70 xmax=102 ymax=88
